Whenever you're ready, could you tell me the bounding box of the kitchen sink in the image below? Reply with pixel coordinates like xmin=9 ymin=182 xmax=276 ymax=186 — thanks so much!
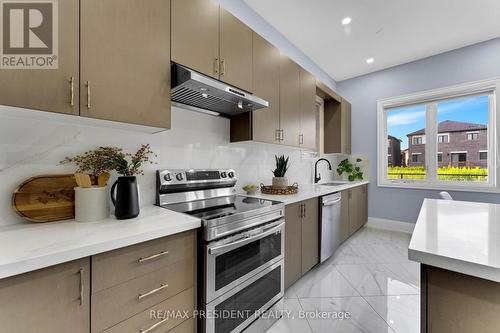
xmin=319 ymin=181 xmax=350 ymax=186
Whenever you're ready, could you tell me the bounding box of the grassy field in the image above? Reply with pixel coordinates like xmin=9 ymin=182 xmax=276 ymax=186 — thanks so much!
xmin=388 ymin=166 xmax=488 ymax=181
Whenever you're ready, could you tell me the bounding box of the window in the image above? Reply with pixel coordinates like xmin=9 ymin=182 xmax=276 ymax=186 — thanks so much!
xmin=412 ymin=136 xmax=424 ymax=145
xmin=378 ymin=78 xmax=498 ymax=192
xmin=437 ymin=134 xmax=449 ymax=143
xmin=467 ymin=132 xmax=479 ymax=140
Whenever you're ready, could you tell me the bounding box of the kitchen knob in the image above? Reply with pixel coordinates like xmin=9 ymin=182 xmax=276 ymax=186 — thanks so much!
xmin=176 ymin=173 xmax=183 ymax=181
xmin=163 ymin=173 xmax=172 ymax=182
xmin=220 ymin=172 xmax=227 ymax=178
xmin=228 ymin=172 xmax=235 ymax=178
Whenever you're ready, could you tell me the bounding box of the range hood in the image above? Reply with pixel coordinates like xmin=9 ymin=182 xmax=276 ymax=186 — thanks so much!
xmin=171 ymin=63 xmax=269 ymax=116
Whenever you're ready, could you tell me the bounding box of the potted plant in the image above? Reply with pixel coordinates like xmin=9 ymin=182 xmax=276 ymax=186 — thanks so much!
xmin=109 ymin=144 xmax=156 ymax=220
xmin=336 ymin=158 xmax=364 ymax=181
xmin=272 ymin=155 xmax=290 ymax=189
xmin=60 ymin=147 xmax=118 ymax=222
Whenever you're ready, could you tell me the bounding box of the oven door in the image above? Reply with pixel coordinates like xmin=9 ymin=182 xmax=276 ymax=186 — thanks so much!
xmin=205 ymin=219 xmax=284 ymax=303
xmin=205 ymin=260 xmax=284 ymax=333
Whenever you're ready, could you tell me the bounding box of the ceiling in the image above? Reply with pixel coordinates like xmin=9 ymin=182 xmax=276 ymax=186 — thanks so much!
xmin=243 ymin=0 xmax=500 ymax=81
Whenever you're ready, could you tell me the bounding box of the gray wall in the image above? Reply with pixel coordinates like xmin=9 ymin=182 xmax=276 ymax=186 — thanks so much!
xmin=337 ymin=38 xmax=500 ymax=223
xmin=216 ymin=0 xmax=336 ymax=91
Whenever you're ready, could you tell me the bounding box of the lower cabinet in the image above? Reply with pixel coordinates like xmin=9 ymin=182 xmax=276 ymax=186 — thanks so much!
xmin=0 ymin=258 xmax=90 ymax=333
xmin=0 ymin=230 xmax=196 ymax=333
xmin=284 ymin=198 xmax=319 ymax=289
xmin=341 ymin=184 xmax=368 ymax=239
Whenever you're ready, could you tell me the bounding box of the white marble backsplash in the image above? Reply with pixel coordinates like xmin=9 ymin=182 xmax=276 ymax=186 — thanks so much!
xmin=0 ymin=105 xmax=367 ymax=226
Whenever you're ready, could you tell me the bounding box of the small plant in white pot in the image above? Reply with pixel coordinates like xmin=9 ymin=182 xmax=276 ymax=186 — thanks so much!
xmin=272 ymin=155 xmax=290 ymax=189
xmin=60 ymin=147 xmax=118 ymax=222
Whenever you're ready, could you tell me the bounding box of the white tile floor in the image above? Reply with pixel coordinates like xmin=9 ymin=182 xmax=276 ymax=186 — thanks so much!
xmin=267 ymin=226 xmax=420 ymax=333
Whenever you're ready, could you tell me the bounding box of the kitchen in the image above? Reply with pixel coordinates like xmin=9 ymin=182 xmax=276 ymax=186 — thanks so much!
xmin=0 ymin=0 xmax=500 ymax=333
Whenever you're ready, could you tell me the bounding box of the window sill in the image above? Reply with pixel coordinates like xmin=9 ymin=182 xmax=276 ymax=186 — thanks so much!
xmin=377 ymin=181 xmax=500 ymax=194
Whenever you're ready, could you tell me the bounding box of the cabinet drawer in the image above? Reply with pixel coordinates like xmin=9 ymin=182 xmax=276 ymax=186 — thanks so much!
xmin=101 ymin=287 xmax=195 ymax=333
xmin=92 ymin=230 xmax=195 ymax=293
xmin=92 ymin=257 xmax=194 ymax=332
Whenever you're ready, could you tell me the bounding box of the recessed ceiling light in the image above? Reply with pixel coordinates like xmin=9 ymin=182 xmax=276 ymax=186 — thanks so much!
xmin=366 ymin=58 xmax=375 ymax=64
xmin=342 ymin=17 xmax=352 ymax=25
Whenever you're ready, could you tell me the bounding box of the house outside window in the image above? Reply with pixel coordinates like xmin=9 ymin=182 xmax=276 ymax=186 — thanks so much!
xmin=378 ymin=78 xmax=498 ymax=191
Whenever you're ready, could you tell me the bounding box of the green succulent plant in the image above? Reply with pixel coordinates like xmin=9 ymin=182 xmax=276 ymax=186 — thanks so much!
xmin=337 ymin=158 xmax=364 ymax=181
xmin=272 ymin=155 xmax=290 ymax=177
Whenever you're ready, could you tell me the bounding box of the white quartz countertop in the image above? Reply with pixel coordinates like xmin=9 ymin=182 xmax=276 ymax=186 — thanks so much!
xmin=409 ymin=199 xmax=500 ymax=283
xmin=0 ymin=206 xmax=201 ymax=279
xmin=237 ymin=181 xmax=369 ymax=205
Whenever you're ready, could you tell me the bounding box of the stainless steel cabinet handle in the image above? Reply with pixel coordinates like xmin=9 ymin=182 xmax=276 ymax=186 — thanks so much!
xmin=69 ymin=77 xmax=74 ymax=106
xmin=138 ymin=250 xmax=169 ymax=263
xmin=280 ymin=129 xmax=284 ymax=141
xmin=303 ymin=204 xmax=306 ymax=218
xmin=79 ymin=267 xmax=84 ymax=306
xmin=138 ymin=283 xmax=168 ymax=300
xmin=86 ymin=81 xmax=91 ymax=109
xmin=299 ymin=134 xmax=304 ymax=145
xmin=209 ymin=222 xmax=284 ymax=255
xmin=214 ymin=57 xmax=219 ymax=74
xmin=275 ymin=129 xmax=280 ymax=141
xmin=220 ymin=59 xmax=226 ymax=75
xmin=299 ymin=204 xmax=304 ymax=218
xmin=139 ymin=317 xmax=170 ymax=333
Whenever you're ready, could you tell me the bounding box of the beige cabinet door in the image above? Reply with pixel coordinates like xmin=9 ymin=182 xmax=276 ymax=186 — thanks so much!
xmin=219 ymin=8 xmax=253 ymax=92
xmin=171 ymin=0 xmax=220 ymax=79
xmin=279 ymin=55 xmax=301 ymax=147
xmin=341 ymin=98 xmax=352 ymax=154
xmin=251 ymin=33 xmax=280 ymax=144
xmin=80 ymin=0 xmax=171 ymax=128
xmin=348 ymin=186 xmax=365 ymax=235
xmin=340 ymin=190 xmax=350 ymax=242
xmin=0 ymin=0 xmax=79 ymax=115
xmin=285 ymin=202 xmax=302 ymax=289
xmin=0 ymin=258 xmax=90 ymax=333
xmin=299 ymin=68 xmax=317 ymax=150
xmin=301 ymin=198 xmax=319 ymax=274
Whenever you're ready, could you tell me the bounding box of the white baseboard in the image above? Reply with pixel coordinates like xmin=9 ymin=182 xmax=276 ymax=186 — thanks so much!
xmin=366 ymin=217 xmax=414 ymax=234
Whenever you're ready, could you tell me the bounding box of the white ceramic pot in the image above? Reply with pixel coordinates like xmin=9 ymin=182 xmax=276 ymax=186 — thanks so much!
xmin=272 ymin=177 xmax=288 ymax=189
xmin=75 ymin=187 xmax=109 ymax=222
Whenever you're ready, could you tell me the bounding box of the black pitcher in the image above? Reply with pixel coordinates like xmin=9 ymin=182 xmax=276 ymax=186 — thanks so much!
xmin=111 ymin=176 xmax=140 ymax=219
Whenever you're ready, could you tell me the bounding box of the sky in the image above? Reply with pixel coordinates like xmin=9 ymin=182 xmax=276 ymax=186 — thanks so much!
xmin=387 ymin=95 xmax=489 ymax=149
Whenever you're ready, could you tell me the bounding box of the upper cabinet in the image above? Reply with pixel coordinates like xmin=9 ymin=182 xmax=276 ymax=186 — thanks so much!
xmin=279 ymin=55 xmax=301 ymax=147
xmin=219 ymin=8 xmax=253 ymax=92
xmin=171 ymin=0 xmax=253 ymax=92
xmin=318 ymin=81 xmax=352 ymax=154
xmin=0 ymin=0 xmax=79 ymax=115
xmin=299 ymin=68 xmax=317 ymax=150
xmin=80 ymin=0 xmax=171 ymax=128
xmin=250 ymin=33 xmax=281 ymax=144
xmin=171 ymin=0 xmax=220 ymax=79
xmin=0 ymin=0 xmax=171 ymax=129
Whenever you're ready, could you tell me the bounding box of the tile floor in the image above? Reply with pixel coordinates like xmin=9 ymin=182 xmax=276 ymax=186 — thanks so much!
xmin=267 ymin=226 xmax=420 ymax=333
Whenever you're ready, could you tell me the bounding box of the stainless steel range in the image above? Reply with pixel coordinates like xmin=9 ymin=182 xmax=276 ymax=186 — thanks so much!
xmin=156 ymin=169 xmax=285 ymax=333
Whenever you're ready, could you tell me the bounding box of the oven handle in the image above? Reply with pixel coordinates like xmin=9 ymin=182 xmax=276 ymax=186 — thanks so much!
xmin=208 ymin=221 xmax=284 ymax=255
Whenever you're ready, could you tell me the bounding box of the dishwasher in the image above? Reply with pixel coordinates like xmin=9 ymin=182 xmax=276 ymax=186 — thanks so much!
xmin=320 ymin=192 xmax=342 ymax=263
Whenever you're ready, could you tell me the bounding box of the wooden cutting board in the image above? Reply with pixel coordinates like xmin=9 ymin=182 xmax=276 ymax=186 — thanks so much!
xmin=12 ymin=175 xmax=77 ymax=223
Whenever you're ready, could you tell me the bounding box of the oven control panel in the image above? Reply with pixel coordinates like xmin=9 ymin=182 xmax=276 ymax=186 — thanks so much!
xmin=157 ymin=168 xmax=237 ymax=187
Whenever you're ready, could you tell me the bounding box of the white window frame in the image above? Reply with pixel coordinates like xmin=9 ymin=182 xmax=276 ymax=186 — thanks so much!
xmin=466 ymin=131 xmax=479 ymax=140
xmin=479 ymin=150 xmax=488 ymax=160
xmin=437 ymin=152 xmax=443 ymax=162
xmin=437 ymin=133 xmax=449 ymax=143
xmin=378 ymin=78 xmax=499 ymax=193
xmin=411 ymin=135 xmax=425 ymax=145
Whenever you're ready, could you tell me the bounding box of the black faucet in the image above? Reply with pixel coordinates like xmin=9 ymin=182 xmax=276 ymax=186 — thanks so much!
xmin=314 ymin=158 xmax=332 ymax=183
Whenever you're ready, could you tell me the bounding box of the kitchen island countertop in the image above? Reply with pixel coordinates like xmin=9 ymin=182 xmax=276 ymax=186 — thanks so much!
xmin=409 ymin=198 xmax=500 ymax=282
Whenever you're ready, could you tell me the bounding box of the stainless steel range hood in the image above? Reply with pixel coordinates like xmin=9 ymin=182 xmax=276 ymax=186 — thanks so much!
xmin=171 ymin=63 xmax=269 ymax=117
